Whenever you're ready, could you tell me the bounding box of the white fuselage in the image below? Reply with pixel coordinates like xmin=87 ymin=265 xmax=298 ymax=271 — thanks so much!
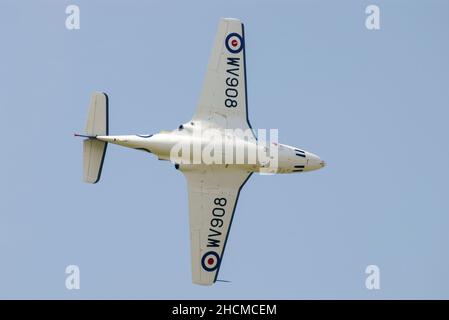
xmin=96 ymin=122 xmax=325 ymax=174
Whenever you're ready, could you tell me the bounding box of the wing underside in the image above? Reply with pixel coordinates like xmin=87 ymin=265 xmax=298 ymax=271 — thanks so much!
xmin=181 ymin=166 xmax=252 ymax=285
xmin=182 ymin=18 xmax=255 ymax=285
xmin=193 ymin=18 xmax=254 ymax=138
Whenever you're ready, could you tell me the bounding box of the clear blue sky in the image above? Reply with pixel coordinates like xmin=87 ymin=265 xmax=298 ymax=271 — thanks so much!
xmin=1 ymin=0 xmax=448 ymax=299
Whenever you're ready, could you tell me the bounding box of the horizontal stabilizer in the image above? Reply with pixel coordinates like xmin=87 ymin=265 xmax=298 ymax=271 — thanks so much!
xmin=82 ymin=92 xmax=109 ymax=183
xmin=86 ymin=92 xmax=108 ymax=136
xmin=83 ymin=138 xmax=107 ymax=184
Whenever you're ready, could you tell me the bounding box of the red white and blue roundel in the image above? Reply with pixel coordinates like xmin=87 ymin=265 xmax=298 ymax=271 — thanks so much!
xmin=201 ymin=251 xmax=220 ymax=272
xmin=225 ymin=33 xmax=244 ymax=54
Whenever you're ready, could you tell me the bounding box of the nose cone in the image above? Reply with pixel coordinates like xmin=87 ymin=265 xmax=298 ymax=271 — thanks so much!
xmin=305 ymin=152 xmax=326 ymax=171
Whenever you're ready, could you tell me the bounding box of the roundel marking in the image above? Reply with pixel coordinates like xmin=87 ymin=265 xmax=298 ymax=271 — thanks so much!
xmin=225 ymin=33 xmax=244 ymax=54
xmin=201 ymin=251 xmax=220 ymax=272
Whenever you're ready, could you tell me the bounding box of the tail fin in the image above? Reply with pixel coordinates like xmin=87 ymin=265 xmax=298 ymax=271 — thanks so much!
xmin=83 ymin=92 xmax=109 ymax=183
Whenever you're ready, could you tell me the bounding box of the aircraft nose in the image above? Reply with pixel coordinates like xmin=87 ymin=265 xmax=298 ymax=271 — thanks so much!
xmin=305 ymin=152 xmax=326 ymax=171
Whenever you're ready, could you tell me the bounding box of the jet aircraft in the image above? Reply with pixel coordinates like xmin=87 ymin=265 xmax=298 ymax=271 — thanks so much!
xmin=76 ymin=18 xmax=325 ymax=285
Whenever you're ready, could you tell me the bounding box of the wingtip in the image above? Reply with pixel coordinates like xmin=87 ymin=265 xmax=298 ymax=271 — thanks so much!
xmin=215 ymin=279 xmax=231 ymax=283
xmin=222 ymin=17 xmax=241 ymax=22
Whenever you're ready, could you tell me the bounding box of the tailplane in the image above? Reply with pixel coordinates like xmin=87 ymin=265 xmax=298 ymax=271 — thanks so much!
xmin=77 ymin=92 xmax=109 ymax=183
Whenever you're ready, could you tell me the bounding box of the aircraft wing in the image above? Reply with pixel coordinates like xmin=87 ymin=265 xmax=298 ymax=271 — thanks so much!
xmin=181 ymin=166 xmax=252 ymax=285
xmin=193 ymin=18 xmax=255 ymax=138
